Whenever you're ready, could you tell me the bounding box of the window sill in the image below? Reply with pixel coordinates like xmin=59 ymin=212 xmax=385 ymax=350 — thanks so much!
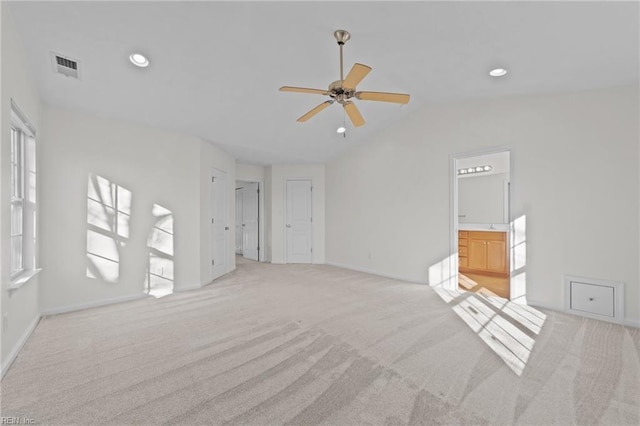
xmin=9 ymin=269 xmax=42 ymax=291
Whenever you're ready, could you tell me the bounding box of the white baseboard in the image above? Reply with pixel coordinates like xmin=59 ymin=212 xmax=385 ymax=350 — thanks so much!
xmin=1 ymin=314 xmax=41 ymax=379
xmin=528 ymin=299 xmax=639 ymax=328
xmin=41 ymin=293 xmax=147 ymax=316
xmin=325 ymin=261 xmax=427 ymax=285
xmin=181 ymin=277 xmax=230 ymax=291
xmin=190 ymin=267 xmax=239 ymax=290
xmin=175 ymin=282 xmax=203 ymax=292
xmin=526 ymin=299 xmax=560 ymax=312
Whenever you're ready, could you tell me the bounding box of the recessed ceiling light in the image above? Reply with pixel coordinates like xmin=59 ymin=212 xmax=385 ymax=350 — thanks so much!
xmin=489 ymin=68 xmax=507 ymax=77
xmin=336 ymin=126 xmax=346 ymax=134
xmin=129 ymin=53 xmax=149 ymax=68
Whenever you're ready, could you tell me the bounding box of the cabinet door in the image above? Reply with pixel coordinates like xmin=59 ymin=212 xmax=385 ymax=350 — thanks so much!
xmin=468 ymin=240 xmax=487 ymax=270
xmin=487 ymin=241 xmax=506 ymax=273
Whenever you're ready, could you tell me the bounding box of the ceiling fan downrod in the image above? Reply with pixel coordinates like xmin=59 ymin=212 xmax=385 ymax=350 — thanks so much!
xmin=334 ymin=30 xmax=351 ymax=86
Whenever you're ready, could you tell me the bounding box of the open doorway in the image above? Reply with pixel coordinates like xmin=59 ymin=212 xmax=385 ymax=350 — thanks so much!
xmin=235 ymin=180 xmax=264 ymax=262
xmin=452 ymin=149 xmax=513 ymax=299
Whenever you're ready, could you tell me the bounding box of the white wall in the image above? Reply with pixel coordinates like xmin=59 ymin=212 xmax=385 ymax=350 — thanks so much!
xmin=269 ymin=164 xmax=325 ymax=264
xmin=326 ymin=86 xmax=640 ymax=323
xmin=40 ymin=107 xmax=235 ymax=312
xmin=458 ymin=172 xmax=508 ymax=224
xmin=1 ymin=3 xmax=42 ymax=374
xmin=236 ymin=163 xmax=264 ymax=181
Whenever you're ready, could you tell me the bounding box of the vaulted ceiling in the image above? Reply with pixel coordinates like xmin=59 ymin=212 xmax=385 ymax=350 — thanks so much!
xmin=7 ymin=1 xmax=639 ymax=164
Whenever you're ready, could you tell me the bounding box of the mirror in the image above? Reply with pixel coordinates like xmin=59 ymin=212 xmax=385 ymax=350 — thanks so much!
xmin=457 ymin=151 xmax=510 ymax=225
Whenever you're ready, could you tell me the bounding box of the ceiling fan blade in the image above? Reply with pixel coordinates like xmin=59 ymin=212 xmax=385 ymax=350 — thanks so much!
xmin=297 ymin=101 xmax=334 ymax=122
xmin=342 ymin=63 xmax=372 ymax=89
xmin=280 ymin=86 xmax=329 ymax=95
xmin=355 ymin=91 xmax=410 ymax=104
xmin=343 ymin=101 xmax=365 ymax=127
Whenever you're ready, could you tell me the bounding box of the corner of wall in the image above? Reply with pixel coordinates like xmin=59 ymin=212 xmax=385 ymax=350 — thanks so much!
xmin=1 ymin=2 xmax=42 ymax=376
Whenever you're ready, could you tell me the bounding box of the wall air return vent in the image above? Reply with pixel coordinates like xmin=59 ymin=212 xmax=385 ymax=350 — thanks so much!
xmin=51 ymin=52 xmax=81 ymax=79
xmin=564 ymin=275 xmax=625 ymax=324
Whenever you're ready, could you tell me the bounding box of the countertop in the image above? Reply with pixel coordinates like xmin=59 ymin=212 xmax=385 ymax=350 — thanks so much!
xmin=458 ymin=223 xmax=509 ymax=232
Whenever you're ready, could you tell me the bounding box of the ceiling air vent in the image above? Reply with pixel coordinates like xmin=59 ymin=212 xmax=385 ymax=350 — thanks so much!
xmin=51 ymin=52 xmax=80 ymax=79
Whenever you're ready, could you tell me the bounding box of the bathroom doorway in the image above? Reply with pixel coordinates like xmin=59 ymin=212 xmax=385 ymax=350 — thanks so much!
xmin=452 ymin=149 xmax=513 ymax=299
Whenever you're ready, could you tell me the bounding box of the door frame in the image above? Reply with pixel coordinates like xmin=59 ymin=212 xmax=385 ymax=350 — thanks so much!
xmin=284 ymin=177 xmax=313 ymax=264
xmin=449 ymin=145 xmax=517 ymax=298
xmin=235 ymin=186 xmax=243 ymax=255
xmin=235 ymin=178 xmax=265 ymax=262
xmin=210 ymin=167 xmax=228 ymax=280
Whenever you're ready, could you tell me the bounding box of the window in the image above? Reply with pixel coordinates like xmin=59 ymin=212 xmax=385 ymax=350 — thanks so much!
xmin=9 ymin=101 xmax=37 ymax=285
xmin=10 ymin=126 xmax=25 ymax=275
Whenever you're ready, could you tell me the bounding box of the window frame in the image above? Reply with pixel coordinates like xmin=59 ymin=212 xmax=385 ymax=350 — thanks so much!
xmin=9 ymin=100 xmax=38 ymax=288
xmin=10 ymin=125 xmax=26 ymax=277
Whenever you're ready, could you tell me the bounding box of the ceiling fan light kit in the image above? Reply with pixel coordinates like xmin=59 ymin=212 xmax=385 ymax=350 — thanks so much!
xmin=280 ymin=29 xmax=410 ymax=128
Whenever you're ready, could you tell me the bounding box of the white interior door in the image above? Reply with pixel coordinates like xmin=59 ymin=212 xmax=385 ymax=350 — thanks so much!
xmin=242 ymin=182 xmax=259 ymax=261
xmin=211 ymin=168 xmax=227 ymax=280
xmin=286 ymin=179 xmax=312 ymax=263
xmin=235 ymin=188 xmax=243 ymax=254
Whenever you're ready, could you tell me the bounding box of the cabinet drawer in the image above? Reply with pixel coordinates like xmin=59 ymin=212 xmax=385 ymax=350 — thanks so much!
xmin=570 ymin=282 xmax=615 ymax=317
xmin=459 ymin=256 xmax=468 ymax=268
xmin=469 ymin=231 xmax=505 ymax=241
xmin=459 ymin=246 xmax=468 ymax=257
xmin=458 ymin=231 xmax=468 ymax=239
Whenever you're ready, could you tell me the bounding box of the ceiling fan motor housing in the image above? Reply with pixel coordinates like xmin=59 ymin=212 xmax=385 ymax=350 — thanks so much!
xmin=328 ymin=80 xmax=356 ymax=104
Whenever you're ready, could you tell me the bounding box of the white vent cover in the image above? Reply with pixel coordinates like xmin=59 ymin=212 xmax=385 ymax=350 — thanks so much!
xmin=564 ymin=275 xmax=624 ymax=324
xmin=51 ymin=52 xmax=80 ymax=79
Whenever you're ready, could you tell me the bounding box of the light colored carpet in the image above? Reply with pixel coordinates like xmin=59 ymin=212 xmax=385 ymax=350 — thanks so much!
xmin=1 ymin=257 xmax=639 ymax=425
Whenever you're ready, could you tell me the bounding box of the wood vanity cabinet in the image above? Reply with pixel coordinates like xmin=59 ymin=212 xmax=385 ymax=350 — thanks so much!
xmin=458 ymin=231 xmax=469 ymax=268
xmin=459 ymin=231 xmax=508 ymax=276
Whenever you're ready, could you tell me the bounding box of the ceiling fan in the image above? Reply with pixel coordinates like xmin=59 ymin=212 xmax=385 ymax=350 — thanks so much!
xmin=280 ymin=30 xmax=410 ymax=128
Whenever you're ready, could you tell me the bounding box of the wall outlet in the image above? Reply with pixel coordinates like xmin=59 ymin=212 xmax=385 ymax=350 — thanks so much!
xmin=368 ymin=251 xmax=373 ymax=260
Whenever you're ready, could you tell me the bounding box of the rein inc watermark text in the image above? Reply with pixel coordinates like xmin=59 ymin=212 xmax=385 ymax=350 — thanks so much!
xmin=1 ymin=418 xmax=35 ymax=425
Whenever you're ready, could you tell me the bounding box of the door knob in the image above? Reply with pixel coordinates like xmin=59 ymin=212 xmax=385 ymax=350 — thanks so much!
xmin=224 ymin=226 xmax=229 ymax=230
xmin=286 ymin=224 xmax=291 ymax=228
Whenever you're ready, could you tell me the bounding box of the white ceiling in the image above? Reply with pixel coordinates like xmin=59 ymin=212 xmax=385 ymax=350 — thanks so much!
xmin=7 ymin=1 xmax=639 ymax=165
